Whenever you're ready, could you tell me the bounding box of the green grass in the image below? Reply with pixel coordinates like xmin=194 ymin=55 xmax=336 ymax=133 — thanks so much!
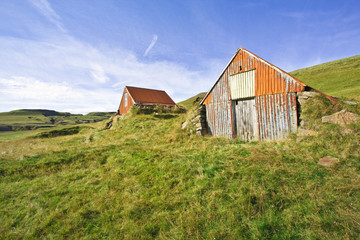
xmin=291 ymin=55 xmax=360 ymax=100
xmin=0 ymin=131 xmax=42 ymax=141
xmin=177 ymin=92 xmax=206 ymax=109
xmin=0 ymin=96 xmax=359 ymax=239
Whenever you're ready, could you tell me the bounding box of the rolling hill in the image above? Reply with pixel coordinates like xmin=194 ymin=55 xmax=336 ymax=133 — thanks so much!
xmin=0 ymin=109 xmax=115 ymax=132
xmin=291 ymin=55 xmax=360 ymax=100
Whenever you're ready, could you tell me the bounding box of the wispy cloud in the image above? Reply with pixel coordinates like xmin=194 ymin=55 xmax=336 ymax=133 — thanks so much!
xmin=0 ymin=3 xmax=224 ymax=113
xmin=90 ymin=64 xmax=110 ymax=83
xmin=143 ymin=34 xmax=158 ymax=57
xmin=29 ymin=0 xmax=66 ymax=32
xmin=0 ymin=34 xmax=221 ymax=113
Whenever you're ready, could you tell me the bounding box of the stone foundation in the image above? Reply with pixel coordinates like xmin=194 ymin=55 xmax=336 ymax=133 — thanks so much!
xmin=297 ymin=91 xmax=319 ymax=128
xmin=181 ymin=105 xmax=207 ymax=136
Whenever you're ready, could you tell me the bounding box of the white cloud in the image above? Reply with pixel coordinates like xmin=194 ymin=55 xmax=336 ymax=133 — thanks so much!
xmin=29 ymin=0 xmax=66 ymax=32
xmin=0 ymin=2 xmax=222 ymax=114
xmin=143 ymin=34 xmax=158 ymax=57
xmin=0 ymin=35 xmax=221 ymax=113
xmin=90 ymin=64 xmax=110 ymax=83
xmin=0 ymin=76 xmax=77 ymax=100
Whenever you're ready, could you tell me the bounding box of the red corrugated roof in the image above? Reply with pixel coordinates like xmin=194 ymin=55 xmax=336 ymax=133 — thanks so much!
xmin=126 ymin=86 xmax=176 ymax=106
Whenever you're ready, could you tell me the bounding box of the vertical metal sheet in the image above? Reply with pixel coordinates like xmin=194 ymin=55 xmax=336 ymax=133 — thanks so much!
xmin=229 ymin=70 xmax=255 ymax=100
xmin=256 ymin=93 xmax=297 ymax=140
xmin=233 ymin=98 xmax=258 ymax=141
xmin=202 ymin=48 xmax=304 ymax=140
xmin=206 ymin=101 xmax=233 ymax=138
xmin=118 ymin=88 xmax=134 ymax=115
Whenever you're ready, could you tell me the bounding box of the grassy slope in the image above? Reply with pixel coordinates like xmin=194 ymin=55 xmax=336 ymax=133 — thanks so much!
xmin=291 ymin=55 xmax=360 ymax=100
xmin=0 ymin=97 xmax=359 ymax=239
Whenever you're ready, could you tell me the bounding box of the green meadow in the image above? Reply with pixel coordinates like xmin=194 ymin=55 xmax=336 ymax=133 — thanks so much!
xmin=1 ymin=94 xmax=359 ymax=239
xmin=291 ymin=55 xmax=360 ymax=101
xmin=0 ymin=56 xmax=360 ymax=239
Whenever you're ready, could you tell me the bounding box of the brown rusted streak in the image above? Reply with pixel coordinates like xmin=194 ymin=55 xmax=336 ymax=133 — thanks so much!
xmin=200 ymin=47 xmax=336 ymax=105
xmin=200 ymin=47 xmax=338 ymax=140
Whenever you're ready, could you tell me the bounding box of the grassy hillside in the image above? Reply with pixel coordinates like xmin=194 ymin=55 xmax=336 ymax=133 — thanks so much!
xmin=291 ymin=55 xmax=360 ymax=100
xmin=0 ymin=109 xmax=115 ymax=132
xmin=0 ymin=96 xmax=359 ymax=239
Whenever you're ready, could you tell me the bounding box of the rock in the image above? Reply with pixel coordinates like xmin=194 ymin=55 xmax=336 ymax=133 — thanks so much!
xmin=300 ymin=120 xmax=307 ymax=128
xmin=195 ymin=122 xmax=202 ymax=128
xmin=298 ymin=98 xmax=308 ymax=106
xmin=318 ymin=156 xmax=339 ymax=167
xmin=344 ymin=100 xmax=357 ymax=105
xmin=322 ymin=110 xmax=360 ymax=126
xmin=191 ymin=115 xmax=201 ymax=123
xmin=181 ymin=121 xmax=188 ymax=129
xmin=297 ymin=91 xmax=318 ymax=97
xmin=297 ymin=128 xmax=318 ymax=136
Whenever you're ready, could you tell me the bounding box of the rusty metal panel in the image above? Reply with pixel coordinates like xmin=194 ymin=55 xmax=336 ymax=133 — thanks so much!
xmin=201 ymin=47 xmax=310 ymax=141
xmin=226 ymin=48 xmax=305 ymax=96
xmin=229 ymin=69 xmax=255 ymax=100
xmin=203 ymin=93 xmax=212 ymax=105
xmin=206 ymin=101 xmax=233 ymax=139
xmin=118 ymin=88 xmax=134 ymax=115
xmin=256 ymin=93 xmax=297 ymax=140
xmin=233 ymin=98 xmax=258 ymax=141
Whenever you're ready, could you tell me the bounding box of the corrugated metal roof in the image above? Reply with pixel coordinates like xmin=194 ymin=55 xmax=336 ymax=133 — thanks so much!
xmin=126 ymin=86 xmax=176 ymax=106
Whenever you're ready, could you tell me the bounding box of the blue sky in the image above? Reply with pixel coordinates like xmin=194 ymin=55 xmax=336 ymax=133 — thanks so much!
xmin=0 ymin=0 xmax=359 ymax=113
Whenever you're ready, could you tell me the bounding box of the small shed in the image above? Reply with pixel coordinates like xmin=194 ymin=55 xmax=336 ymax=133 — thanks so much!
xmin=118 ymin=86 xmax=176 ymax=115
xmin=200 ymin=47 xmax=336 ymax=141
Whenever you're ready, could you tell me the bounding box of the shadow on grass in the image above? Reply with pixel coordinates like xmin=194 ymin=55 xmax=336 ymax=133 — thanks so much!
xmin=154 ymin=114 xmax=178 ymax=119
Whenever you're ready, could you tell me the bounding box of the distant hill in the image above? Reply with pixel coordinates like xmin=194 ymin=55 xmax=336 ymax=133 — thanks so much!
xmin=291 ymin=55 xmax=360 ymax=100
xmin=0 ymin=109 xmax=115 ymax=131
xmin=0 ymin=109 xmax=70 ymax=117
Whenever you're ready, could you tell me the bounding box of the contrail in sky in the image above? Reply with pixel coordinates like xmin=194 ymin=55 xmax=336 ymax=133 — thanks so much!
xmin=144 ymin=34 xmax=158 ymax=57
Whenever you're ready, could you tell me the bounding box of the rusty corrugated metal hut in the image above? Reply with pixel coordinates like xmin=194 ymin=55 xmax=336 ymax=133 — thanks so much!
xmin=200 ymin=47 xmax=336 ymax=141
xmin=118 ymin=86 xmax=176 ymax=115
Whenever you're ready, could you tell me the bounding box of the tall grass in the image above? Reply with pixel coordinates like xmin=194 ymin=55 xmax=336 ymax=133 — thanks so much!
xmin=0 ymin=100 xmax=359 ymax=239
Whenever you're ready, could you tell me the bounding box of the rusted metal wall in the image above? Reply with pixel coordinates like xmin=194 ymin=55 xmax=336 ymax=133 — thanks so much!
xmin=202 ymin=48 xmax=305 ymax=140
xmin=118 ymin=88 xmax=134 ymax=115
xmin=206 ymin=101 xmax=233 ymax=138
xmin=229 ymin=69 xmax=255 ymax=100
xmin=256 ymin=93 xmax=297 ymax=140
xmin=233 ymin=49 xmax=305 ymax=95
xmin=233 ymin=98 xmax=258 ymax=141
xmin=204 ymin=66 xmax=233 ymax=138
